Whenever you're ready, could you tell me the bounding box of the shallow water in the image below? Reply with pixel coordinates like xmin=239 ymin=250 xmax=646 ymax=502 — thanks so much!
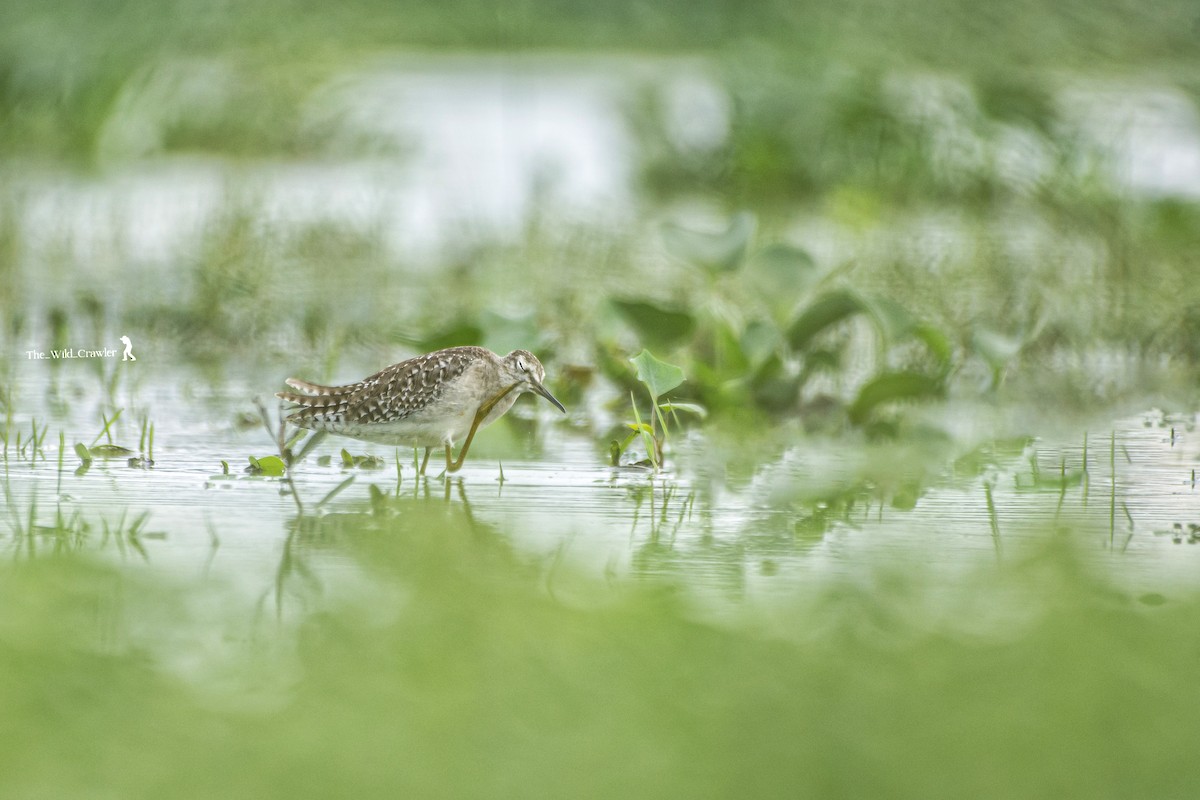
xmin=5 ymin=354 xmax=1198 ymax=624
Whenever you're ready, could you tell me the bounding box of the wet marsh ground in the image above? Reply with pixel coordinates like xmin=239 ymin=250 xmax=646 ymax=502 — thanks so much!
xmin=5 ymin=1 xmax=1200 ymax=796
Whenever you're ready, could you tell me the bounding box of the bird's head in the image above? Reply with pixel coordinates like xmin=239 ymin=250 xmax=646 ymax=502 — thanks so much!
xmin=502 ymin=350 xmax=566 ymax=413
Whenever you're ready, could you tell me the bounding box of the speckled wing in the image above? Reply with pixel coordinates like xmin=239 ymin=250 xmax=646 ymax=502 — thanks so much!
xmin=277 ymin=346 xmax=487 ymax=429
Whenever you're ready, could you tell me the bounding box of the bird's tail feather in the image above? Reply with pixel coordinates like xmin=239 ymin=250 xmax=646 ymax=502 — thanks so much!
xmin=283 ymin=377 xmax=358 ymax=396
xmin=276 ymin=378 xmax=359 ymax=425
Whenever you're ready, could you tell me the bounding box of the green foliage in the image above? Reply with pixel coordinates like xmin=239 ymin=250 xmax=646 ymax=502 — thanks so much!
xmin=971 ymin=329 xmax=1023 ymax=388
xmin=610 ymin=351 xmax=701 ymax=469
xmin=610 ymin=300 xmax=696 ymax=351
xmin=661 ymin=212 xmax=756 ymax=275
xmin=630 ymin=349 xmax=685 ymax=401
xmin=88 ymin=444 xmax=137 ymax=458
xmin=848 ymin=372 xmax=946 ymax=426
xmin=341 ymin=449 xmax=385 ymax=470
xmin=3 ymin=512 xmax=1200 ymax=799
xmin=247 ymin=455 xmax=286 ymax=476
xmin=617 ymin=211 xmax=952 ymax=433
xmin=786 ymin=289 xmax=868 ymax=351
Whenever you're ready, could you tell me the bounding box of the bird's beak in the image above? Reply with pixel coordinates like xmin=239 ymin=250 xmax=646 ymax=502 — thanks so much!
xmin=530 ymin=379 xmax=567 ymax=413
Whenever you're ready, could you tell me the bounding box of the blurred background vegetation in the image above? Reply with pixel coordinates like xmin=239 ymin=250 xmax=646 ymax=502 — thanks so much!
xmin=3 ymin=0 xmax=1199 ymax=424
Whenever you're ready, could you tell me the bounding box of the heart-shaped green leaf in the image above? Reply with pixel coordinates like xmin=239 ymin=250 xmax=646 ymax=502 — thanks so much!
xmin=630 ymin=349 xmax=685 ymax=401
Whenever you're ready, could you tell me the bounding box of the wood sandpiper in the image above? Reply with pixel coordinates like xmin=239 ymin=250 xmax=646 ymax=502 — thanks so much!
xmin=276 ymin=346 xmax=566 ymax=474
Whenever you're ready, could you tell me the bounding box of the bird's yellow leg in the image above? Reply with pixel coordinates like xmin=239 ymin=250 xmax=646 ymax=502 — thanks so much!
xmin=420 ymin=447 xmax=432 ymax=475
xmin=445 ymin=384 xmax=519 ymax=473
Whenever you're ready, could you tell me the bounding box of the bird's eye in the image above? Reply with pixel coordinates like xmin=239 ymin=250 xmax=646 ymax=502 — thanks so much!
xmin=516 ymin=356 xmax=526 ymax=371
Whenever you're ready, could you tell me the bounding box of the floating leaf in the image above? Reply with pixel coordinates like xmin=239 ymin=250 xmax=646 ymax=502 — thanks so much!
xmin=630 ymin=349 xmax=685 ymax=400
xmin=74 ymin=443 xmax=91 ymax=462
xmin=340 ymin=449 xmax=384 ymax=469
xmin=353 ymin=455 xmax=385 ymax=469
xmin=786 ymin=289 xmax=869 ymax=351
xmin=848 ymin=372 xmax=944 ymax=425
xmin=247 ymin=455 xmax=286 ymax=476
xmin=89 ymin=444 xmax=136 ymax=458
xmin=661 ymin=211 xmax=756 ymax=274
xmin=610 ymin=299 xmax=696 ymax=350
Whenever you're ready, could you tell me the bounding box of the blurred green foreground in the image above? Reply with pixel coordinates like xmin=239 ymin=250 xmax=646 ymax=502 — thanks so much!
xmin=2 ymin=502 xmax=1199 ymax=800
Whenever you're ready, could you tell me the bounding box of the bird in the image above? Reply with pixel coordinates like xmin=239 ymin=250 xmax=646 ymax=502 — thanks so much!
xmin=276 ymin=346 xmax=566 ymax=474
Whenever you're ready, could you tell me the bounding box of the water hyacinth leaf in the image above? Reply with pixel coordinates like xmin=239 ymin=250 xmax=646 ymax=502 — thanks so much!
xmin=630 ymin=349 xmax=685 ymax=400
xmin=787 ymin=289 xmax=868 ymax=351
xmin=848 ymin=372 xmax=945 ymax=425
xmin=661 ymin=211 xmax=756 ymax=274
xmin=610 ymin=299 xmax=695 ymax=350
